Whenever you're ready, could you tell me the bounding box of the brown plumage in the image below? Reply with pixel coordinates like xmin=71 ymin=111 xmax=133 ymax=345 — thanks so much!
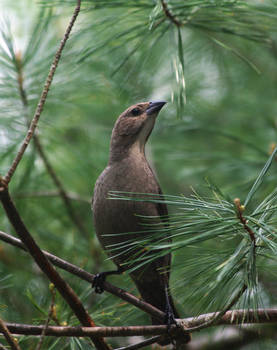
xmin=92 ymin=101 xmax=190 ymax=345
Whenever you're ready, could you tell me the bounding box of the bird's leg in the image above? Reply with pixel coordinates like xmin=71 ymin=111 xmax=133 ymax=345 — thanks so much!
xmin=92 ymin=265 xmax=124 ymax=294
xmin=164 ymin=286 xmax=177 ymax=326
xmin=164 ymin=286 xmax=177 ymax=345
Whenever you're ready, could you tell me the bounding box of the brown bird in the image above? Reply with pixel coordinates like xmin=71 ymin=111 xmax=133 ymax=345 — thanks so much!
xmin=92 ymin=101 xmax=190 ymax=345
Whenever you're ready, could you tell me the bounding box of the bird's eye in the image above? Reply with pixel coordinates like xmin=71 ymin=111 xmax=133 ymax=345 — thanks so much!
xmin=131 ymin=108 xmax=141 ymax=116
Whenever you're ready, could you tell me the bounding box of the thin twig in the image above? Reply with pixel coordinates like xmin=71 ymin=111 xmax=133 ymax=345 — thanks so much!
xmin=3 ymin=0 xmax=81 ymax=184
xmin=0 ymin=318 xmax=21 ymax=350
xmin=160 ymin=0 xmax=183 ymax=27
xmin=5 ymin=308 xmax=277 ymax=337
xmin=14 ymin=51 xmax=90 ymax=239
xmin=0 ymin=230 xmax=165 ymax=322
xmin=234 ymin=198 xmax=255 ymax=243
xmin=33 ymin=137 xmax=90 ymax=238
xmin=35 ymin=285 xmax=57 ymax=350
xmin=0 ymin=189 xmax=110 ymax=350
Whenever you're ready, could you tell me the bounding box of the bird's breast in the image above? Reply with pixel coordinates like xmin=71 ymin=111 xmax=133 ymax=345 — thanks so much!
xmin=92 ymin=158 xmax=162 ymax=265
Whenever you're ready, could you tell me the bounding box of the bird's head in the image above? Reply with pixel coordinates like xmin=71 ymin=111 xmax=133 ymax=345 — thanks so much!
xmin=109 ymin=101 xmax=166 ymax=162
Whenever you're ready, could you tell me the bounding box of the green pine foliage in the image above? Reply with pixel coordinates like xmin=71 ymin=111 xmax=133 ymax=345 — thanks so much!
xmin=1 ymin=0 xmax=277 ymax=349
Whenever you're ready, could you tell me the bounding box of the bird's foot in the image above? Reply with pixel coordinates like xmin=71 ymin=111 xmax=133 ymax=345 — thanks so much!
xmin=92 ymin=272 xmax=107 ymax=294
xmin=164 ymin=303 xmax=177 ymax=327
xmin=164 ymin=302 xmax=177 ymax=346
xmin=92 ymin=266 xmax=124 ymax=294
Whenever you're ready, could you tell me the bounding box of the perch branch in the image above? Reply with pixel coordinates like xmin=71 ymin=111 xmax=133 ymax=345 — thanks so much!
xmin=0 ymin=188 xmax=110 ymax=350
xmin=4 ymin=308 xmax=277 ymax=338
xmin=0 ymin=230 xmax=165 ymax=322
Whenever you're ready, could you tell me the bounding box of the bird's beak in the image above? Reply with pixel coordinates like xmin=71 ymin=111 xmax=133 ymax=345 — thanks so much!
xmin=146 ymin=101 xmax=167 ymax=115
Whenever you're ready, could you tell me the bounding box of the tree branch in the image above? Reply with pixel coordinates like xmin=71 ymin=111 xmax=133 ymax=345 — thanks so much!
xmin=14 ymin=46 xmax=90 ymax=239
xmin=3 ymin=0 xmax=81 ymax=185
xmin=0 ymin=230 xmax=166 ymax=322
xmin=234 ymin=198 xmax=255 ymax=243
xmin=4 ymin=309 xmax=277 ymax=338
xmin=0 ymin=318 xmax=21 ymax=350
xmin=161 ymin=0 xmax=183 ymax=27
xmin=0 ymin=188 xmax=110 ymax=350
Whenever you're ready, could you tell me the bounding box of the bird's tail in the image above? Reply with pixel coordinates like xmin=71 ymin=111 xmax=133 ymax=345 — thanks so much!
xmin=133 ymin=276 xmax=191 ymax=345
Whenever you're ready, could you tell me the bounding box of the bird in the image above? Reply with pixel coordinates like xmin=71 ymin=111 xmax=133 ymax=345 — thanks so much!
xmin=92 ymin=101 xmax=190 ymax=345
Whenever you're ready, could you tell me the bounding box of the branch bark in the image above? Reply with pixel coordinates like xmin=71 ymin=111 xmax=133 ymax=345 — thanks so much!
xmin=4 ymin=309 xmax=277 ymax=338
xmin=0 ymin=188 xmax=110 ymax=350
xmin=161 ymin=0 xmax=183 ymax=27
xmin=0 ymin=318 xmax=21 ymax=350
xmin=0 ymin=230 xmax=166 ymax=322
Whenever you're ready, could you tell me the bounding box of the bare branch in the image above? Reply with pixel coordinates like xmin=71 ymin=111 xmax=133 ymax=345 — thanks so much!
xmin=5 ymin=324 xmax=168 ymax=337
xmin=0 ymin=318 xmax=21 ymax=350
xmin=3 ymin=0 xmax=81 ymax=184
xmin=5 ymin=309 xmax=277 ymax=338
xmin=0 ymin=189 xmax=110 ymax=350
xmin=0 ymin=230 xmax=166 ymax=322
xmin=161 ymin=0 xmax=183 ymax=27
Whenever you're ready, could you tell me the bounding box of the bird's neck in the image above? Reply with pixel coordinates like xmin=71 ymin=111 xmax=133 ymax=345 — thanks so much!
xmin=108 ymin=140 xmax=146 ymax=164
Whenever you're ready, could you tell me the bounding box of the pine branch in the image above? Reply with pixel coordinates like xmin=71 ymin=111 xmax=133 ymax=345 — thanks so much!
xmin=0 ymin=318 xmax=21 ymax=350
xmin=13 ymin=45 xmax=90 ymax=239
xmin=3 ymin=0 xmax=81 ymax=185
xmin=4 ymin=308 xmax=277 ymax=337
xmin=185 ymin=326 xmax=274 ymax=350
xmin=161 ymin=0 xmax=182 ymax=27
xmin=0 ymin=230 xmax=165 ymax=322
xmin=0 ymin=188 xmax=110 ymax=350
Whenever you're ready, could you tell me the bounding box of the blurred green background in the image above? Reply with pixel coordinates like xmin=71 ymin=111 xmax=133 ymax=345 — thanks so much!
xmin=1 ymin=0 xmax=277 ymax=349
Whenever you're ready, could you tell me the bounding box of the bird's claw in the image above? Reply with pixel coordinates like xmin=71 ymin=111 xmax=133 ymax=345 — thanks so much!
xmin=92 ymin=273 xmax=106 ymax=294
xmin=164 ymin=302 xmax=177 ymax=327
xmin=164 ymin=303 xmax=177 ymax=345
